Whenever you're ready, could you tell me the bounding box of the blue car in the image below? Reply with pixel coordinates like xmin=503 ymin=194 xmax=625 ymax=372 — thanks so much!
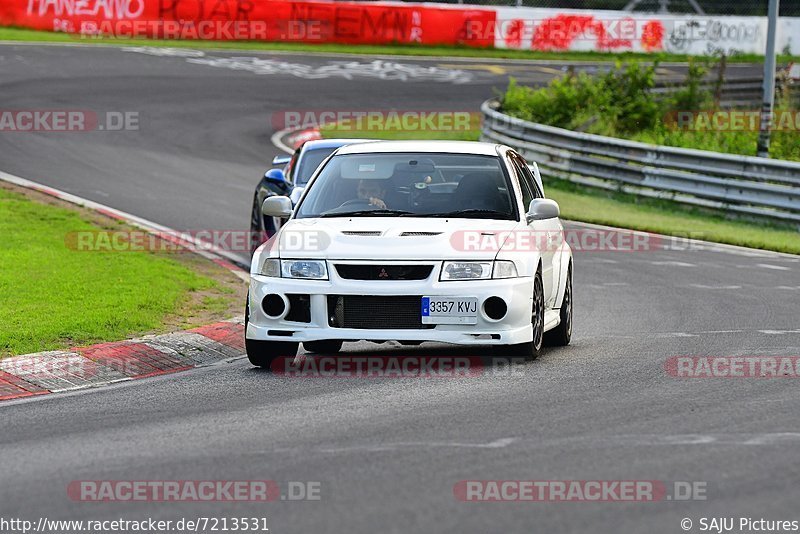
xmin=249 ymin=139 xmax=374 ymax=255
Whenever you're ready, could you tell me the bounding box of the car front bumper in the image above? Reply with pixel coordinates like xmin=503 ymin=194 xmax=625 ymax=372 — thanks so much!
xmin=246 ymin=267 xmax=535 ymax=346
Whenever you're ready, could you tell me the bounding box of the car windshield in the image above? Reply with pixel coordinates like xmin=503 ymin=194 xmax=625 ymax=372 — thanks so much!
xmin=294 ymin=147 xmax=337 ymax=185
xmin=295 ymin=152 xmax=517 ymax=220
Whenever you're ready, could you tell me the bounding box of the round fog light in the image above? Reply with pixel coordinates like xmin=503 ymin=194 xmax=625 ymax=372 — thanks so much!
xmin=483 ymin=297 xmax=507 ymax=321
xmin=262 ymin=294 xmax=287 ymax=318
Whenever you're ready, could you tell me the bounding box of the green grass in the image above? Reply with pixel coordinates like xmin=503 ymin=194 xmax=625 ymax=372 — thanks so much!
xmin=319 ymin=127 xmax=799 ymax=254
xmin=2 ymin=26 xmax=796 ymax=63
xmin=544 ymin=180 xmax=800 ymax=255
xmin=0 ymin=187 xmax=223 ymax=356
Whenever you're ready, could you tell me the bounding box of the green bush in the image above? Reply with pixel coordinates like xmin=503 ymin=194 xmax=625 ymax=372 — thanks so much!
xmin=669 ymin=58 xmax=713 ymax=112
xmin=500 ymin=61 xmax=799 ymax=162
xmin=597 ymin=61 xmax=661 ymax=134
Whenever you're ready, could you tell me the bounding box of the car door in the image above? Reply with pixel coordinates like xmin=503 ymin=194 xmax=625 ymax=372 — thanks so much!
xmin=509 ymin=152 xmax=561 ymax=308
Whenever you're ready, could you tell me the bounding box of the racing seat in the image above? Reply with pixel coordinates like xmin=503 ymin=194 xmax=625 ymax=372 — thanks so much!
xmin=453 ymin=172 xmax=509 ymax=213
xmin=386 ymin=159 xmax=437 ymax=210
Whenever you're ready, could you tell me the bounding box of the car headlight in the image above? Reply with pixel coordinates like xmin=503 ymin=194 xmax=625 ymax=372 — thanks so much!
xmin=259 ymin=259 xmax=328 ymax=279
xmin=440 ymin=261 xmax=492 ymax=280
xmin=440 ymin=260 xmax=518 ymax=281
xmin=281 ymin=259 xmax=328 ymax=279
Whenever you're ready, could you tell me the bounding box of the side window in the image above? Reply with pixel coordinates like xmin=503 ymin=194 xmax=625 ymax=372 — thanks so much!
xmin=509 ymin=154 xmax=533 ymax=211
xmin=515 ymin=153 xmax=543 ymax=199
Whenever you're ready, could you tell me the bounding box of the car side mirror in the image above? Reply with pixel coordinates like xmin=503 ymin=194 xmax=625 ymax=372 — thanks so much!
xmin=272 ymin=155 xmax=291 ymax=166
xmin=264 ymin=169 xmax=289 ymax=187
xmin=262 ymin=196 xmax=293 ymax=218
xmin=527 ymin=198 xmax=560 ymax=222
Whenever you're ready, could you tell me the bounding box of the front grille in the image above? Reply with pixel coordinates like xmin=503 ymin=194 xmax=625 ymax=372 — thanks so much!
xmin=327 ymin=295 xmax=431 ymax=329
xmin=334 ymin=264 xmax=433 ymax=281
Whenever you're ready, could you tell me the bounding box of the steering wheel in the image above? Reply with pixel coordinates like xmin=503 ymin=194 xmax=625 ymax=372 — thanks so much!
xmin=338 ymin=198 xmax=374 ymax=209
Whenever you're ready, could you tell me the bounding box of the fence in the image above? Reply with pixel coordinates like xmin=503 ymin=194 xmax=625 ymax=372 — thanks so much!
xmin=480 ymin=98 xmax=800 ymax=225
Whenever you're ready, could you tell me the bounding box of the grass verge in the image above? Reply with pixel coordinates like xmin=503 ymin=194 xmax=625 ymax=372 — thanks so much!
xmin=318 ymin=127 xmax=799 ymax=254
xmin=0 ymin=182 xmax=247 ymax=357
xmin=544 ymin=180 xmax=800 ymax=255
xmin=1 ymin=26 xmax=796 ymax=63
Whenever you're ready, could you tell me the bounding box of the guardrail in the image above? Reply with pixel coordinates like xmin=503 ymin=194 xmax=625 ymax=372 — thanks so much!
xmin=652 ymin=76 xmax=799 ymax=109
xmin=480 ymin=98 xmax=800 ymax=225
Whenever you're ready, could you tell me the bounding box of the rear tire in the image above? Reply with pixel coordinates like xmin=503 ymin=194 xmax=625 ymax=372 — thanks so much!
xmin=504 ymin=268 xmax=545 ymax=361
xmin=303 ymin=340 xmax=343 ymax=354
xmin=244 ymin=291 xmax=299 ymax=368
xmin=544 ymin=264 xmax=572 ymax=347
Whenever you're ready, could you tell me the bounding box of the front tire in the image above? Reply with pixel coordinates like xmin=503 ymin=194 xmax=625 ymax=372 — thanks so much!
xmin=246 ymin=339 xmax=299 ymax=368
xmin=544 ymin=264 xmax=572 ymax=347
xmin=505 ymin=268 xmax=545 ymax=361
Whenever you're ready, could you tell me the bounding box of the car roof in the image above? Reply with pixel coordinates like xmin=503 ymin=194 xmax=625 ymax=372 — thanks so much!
xmin=300 ymin=138 xmax=377 ymax=151
xmin=335 ymin=140 xmax=501 ymax=156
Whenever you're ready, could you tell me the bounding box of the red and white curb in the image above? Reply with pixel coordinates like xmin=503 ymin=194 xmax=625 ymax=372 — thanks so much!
xmin=270 ymin=126 xmax=321 ymax=154
xmin=0 ymin=319 xmax=246 ymax=402
xmin=0 ymin=168 xmax=252 ymax=402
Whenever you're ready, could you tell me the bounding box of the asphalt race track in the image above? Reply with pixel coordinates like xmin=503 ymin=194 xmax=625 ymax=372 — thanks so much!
xmin=1 ymin=44 xmax=799 ymax=533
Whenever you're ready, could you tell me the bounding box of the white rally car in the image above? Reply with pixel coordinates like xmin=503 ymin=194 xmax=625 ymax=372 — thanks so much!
xmin=246 ymin=141 xmax=573 ymax=367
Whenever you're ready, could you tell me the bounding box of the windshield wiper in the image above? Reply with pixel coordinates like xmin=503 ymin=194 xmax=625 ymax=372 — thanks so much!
xmin=416 ymin=209 xmax=513 ymax=219
xmin=319 ymin=209 xmax=414 ymax=218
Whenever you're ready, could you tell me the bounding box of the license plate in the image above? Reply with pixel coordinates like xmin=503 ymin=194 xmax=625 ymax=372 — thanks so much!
xmin=421 ymin=297 xmax=478 ymax=325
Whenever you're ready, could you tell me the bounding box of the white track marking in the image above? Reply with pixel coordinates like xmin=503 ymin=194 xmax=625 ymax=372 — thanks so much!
xmin=758 ymin=329 xmax=800 ymax=335
xmin=756 ymin=263 xmax=791 ymax=271
xmin=689 ymin=284 xmax=742 ymax=289
xmin=181 ymin=55 xmax=475 ymax=84
xmin=614 ymin=433 xmax=800 ymax=446
xmin=317 ymin=437 xmax=517 ymax=454
xmin=270 ymin=127 xmax=296 ymax=154
xmin=651 ymin=261 xmax=695 ymax=267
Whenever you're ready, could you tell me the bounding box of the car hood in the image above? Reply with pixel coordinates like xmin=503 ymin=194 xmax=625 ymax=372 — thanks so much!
xmin=275 ymin=217 xmax=523 ymax=260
